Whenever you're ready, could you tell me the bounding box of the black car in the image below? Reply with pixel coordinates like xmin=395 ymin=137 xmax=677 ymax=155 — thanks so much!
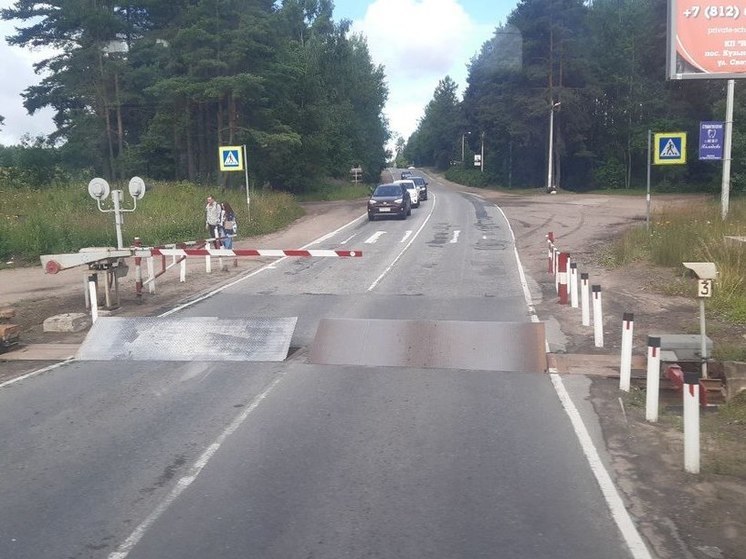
xmin=368 ymin=183 xmax=411 ymax=220
xmin=400 ymin=170 xmax=413 ymax=179
xmin=410 ymin=176 xmax=428 ymax=200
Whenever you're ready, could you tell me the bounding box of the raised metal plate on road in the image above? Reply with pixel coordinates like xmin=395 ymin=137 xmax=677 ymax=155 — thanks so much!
xmin=309 ymin=318 xmax=547 ymax=372
xmin=76 ymin=316 xmax=297 ymax=361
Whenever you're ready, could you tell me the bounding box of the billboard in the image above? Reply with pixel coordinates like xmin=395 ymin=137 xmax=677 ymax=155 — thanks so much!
xmin=667 ymin=0 xmax=746 ymax=80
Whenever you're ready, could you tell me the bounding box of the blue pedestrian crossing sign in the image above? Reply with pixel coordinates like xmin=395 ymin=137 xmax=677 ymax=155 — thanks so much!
xmin=219 ymin=146 xmax=244 ymax=172
xmin=653 ymin=133 xmax=686 ymax=165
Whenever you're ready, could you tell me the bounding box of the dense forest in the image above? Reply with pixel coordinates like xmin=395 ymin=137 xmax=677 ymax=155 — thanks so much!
xmin=0 ymin=0 xmax=389 ymax=190
xmin=403 ymin=0 xmax=746 ymax=192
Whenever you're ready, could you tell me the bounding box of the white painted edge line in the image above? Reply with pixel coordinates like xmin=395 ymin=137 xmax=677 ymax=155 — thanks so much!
xmin=367 ymin=193 xmax=437 ymax=291
xmin=492 ymin=204 xmax=539 ymax=324
xmin=161 ymin=212 xmax=367 ymax=317
xmin=492 ymin=201 xmax=556 ymax=363
xmin=0 ymin=358 xmax=74 ymax=390
xmin=108 ymin=374 xmax=285 ymax=559
xmin=550 ymin=374 xmax=653 ymax=559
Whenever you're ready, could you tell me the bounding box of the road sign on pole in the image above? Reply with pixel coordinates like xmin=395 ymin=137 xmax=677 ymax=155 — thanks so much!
xmin=653 ymin=132 xmax=687 ymax=165
xmin=698 ymin=121 xmax=724 ymax=161
xmin=219 ymin=146 xmax=244 ymax=171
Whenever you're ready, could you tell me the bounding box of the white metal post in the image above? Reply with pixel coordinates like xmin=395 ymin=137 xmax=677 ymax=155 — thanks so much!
xmin=645 ymin=336 xmax=661 ymax=422
xmin=570 ymin=262 xmax=578 ymax=308
xmin=721 ymin=79 xmax=734 ymax=220
xmin=88 ymin=274 xmax=99 ymax=323
xmin=147 ymin=258 xmax=155 ymax=293
xmin=480 ymin=131 xmax=485 ymax=173
xmin=206 ymin=255 xmax=212 ymax=273
xmin=180 ymin=259 xmax=186 ymax=282
xmin=620 ymin=313 xmax=634 ymax=392
xmin=112 ymin=189 xmax=124 ymax=249
xmin=547 ymin=101 xmax=560 ymax=191
xmin=683 ymin=370 xmax=701 ymax=474
xmin=699 ymin=299 xmax=708 ymax=379
xmin=592 ymin=285 xmax=604 ymax=348
xmin=581 ymin=273 xmax=590 ymax=326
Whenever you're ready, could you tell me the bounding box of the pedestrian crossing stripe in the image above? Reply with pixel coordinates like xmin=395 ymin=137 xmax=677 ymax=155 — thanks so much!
xmin=653 ymin=133 xmax=686 ymax=165
xmin=219 ymin=146 xmax=244 ymax=171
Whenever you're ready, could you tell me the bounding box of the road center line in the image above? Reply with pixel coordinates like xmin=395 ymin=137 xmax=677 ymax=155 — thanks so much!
xmin=450 ymin=230 xmax=461 ymax=243
xmin=401 ymin=230 xmax=413 ymax=242
xmin=367 ymin=193 xmax=437 ymax=291
xmin=108 ymin=374 xmax=286 ymax=559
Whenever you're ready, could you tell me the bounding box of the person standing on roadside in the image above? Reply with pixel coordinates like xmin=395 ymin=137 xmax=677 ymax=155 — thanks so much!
xmin=220 ymin=201 xmax=237 ymax=249
xmin=205 ymin=195 xmax=222 ymax=248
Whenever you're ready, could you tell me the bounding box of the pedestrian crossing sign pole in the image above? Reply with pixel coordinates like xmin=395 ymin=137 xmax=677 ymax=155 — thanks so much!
xmin=219 ymin=145 xmax=251 ymax=222
xmin=653 ymin=132 xmax=686 ymax=165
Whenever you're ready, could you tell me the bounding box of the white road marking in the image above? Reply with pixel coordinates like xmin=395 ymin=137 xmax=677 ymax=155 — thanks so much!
xmin=365 ymin=231 xmax=386 ymax=244
xmin=401 ymin=230 xmax=413 ymax=243
xmin=340 ymin=233 xmax=357 ymax=245
xmin=108 ymin=374 xmax=285 ymax=559
xmin=490 ymin=196 xmax=650 ymax=557
xmin=551 ymin=374 xmax=653 ymax=559
xmin=368 ymin=193 xmax=437 ymax=291
xmin=0 ymin=359 xmax=73 ymax=390
xmin=450 ymin=230 xmax=461 ymax=243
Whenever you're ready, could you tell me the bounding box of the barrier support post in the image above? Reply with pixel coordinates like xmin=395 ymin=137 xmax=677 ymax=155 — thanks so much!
xmin=147 ymin=258 xmax=155 ymax=293
xmin=683 ymin=370 xmax=701 ymax=474
xmin=645 ymin=336 xmax=661 ymax=422
xmin=88 ymin=274 xmax=99 ymax=323
xmin=619 ymin=313 xmax=634 ymax=391
xmin=134 ymin=237 xmax=143 ymax=301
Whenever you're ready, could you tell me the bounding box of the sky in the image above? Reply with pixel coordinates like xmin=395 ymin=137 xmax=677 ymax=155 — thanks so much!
xmin=0 ymin=0 xmax=517 ymax=147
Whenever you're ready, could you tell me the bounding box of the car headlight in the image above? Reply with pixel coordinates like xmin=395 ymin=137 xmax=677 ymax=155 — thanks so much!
xmin=395 ymin=198 xmax=403 ymax=203
xmin=368 ymin=200 xmax=377 ymax=205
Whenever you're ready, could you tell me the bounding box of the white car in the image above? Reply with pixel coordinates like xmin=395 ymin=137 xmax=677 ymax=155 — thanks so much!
xmin=393 ymin=179 xmax=419 ymax=208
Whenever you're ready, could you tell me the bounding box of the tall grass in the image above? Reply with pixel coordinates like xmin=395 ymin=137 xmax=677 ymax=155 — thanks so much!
xmin=0 ymin=181 xmax=305 ymax=265
xmin=609 ymin=197 xmax=746 ymax=324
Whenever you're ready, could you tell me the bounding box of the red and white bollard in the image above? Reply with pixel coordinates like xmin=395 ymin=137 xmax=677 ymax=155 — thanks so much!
xmin=645 ymin=336 xmax=661 ymax=422
xmin=546 ymin=232 xmax=554 ymax=274
xmin=683 ymin=370 xmax=701 ymax=474
xmin=134 ymin=237 xmax=143 ymax=300
xmin=580 ymin=273 xmax=590 ymax=326
xmin=619 ymin=313 xmax=634 ymax=392
xmin=558 ymin=252 xmax=570 ymax=304
xmin=592 ymin=284 xmax=604 ymax=347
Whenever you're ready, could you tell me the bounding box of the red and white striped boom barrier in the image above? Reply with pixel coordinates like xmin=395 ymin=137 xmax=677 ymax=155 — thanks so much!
xmin=137 ymin=248 xmax=362 ymax=258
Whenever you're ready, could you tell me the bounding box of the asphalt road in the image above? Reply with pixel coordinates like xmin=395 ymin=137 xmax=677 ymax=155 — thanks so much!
xmin=0 ymin=174 xmax=640 ymax=558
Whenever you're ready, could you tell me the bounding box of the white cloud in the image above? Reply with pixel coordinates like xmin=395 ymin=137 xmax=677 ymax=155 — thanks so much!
xmin=351 ymin=0 xmax=496 ymax=143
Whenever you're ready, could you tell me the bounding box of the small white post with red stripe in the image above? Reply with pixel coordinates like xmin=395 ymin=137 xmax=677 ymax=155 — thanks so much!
xmin=645 ymin=336 xmax=661 ymax=422
xmin=546 ymin=232 xmax=554 ymax=273
xmin=619 ymin=313 xmax=634 ymax=392
xmin=88 ymin=274 xmax=99 ymax=323
xmin=554 ymin=246 xmax=560 ymax=293
xmin=683 ymin=370 xmax=701 ymax=473
xmin=592 ymin=284 xmax=603 ymax=347
xmin=580 ymin=273 xmax=590 ymax=326
xmin=569 ymin=262 xmax=578 ymax=308
xmin=558 ymin=253 xmax=569 ymax=304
